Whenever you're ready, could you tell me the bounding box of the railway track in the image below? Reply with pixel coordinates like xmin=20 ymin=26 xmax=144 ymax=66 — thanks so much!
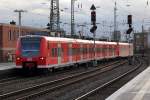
xmin=0 ymin=60 xmax=126 ymax=100
xmin=0 ymin=60 xmax=119 ymax=89
xmin=0 ymin=77 xmax=19 ymax=85
xmin=75 ymin=58 xmax=143 ymax=100
xmin=0 ymin=64 xmax=94 ymax=87
xmin=0 ymin=60 xmax=113 ymax=86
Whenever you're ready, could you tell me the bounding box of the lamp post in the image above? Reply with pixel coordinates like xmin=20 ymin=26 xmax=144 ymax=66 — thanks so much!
xmin=14 ymin=9 xmax=27 ymax=37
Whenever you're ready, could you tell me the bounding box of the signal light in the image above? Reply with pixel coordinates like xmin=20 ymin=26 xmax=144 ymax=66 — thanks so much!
xmin=90 ymin=25 xmax=97 ymax=33
xmin=126 ymin=28 xmax=133 ymax=34
xmin=128 ymin=15 xmax=132 ymax=24
xmin=91 ymin=11 xmax=96 ymax=23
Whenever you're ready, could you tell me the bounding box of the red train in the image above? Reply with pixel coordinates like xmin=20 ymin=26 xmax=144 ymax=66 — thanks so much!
xmin=15 ymin=35 xmax=133 ymax=70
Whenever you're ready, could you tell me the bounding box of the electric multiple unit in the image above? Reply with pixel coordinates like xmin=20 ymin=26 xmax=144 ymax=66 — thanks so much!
xmin=15 ymin=35 xmax=133 ymax=69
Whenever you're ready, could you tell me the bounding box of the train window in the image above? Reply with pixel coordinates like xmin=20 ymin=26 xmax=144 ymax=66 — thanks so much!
xmin=80 ymin=48 xmax=83 ymax=54
xmin=77 ymin=48 xmax=79 ymax=55
xmin=89 ymin=48 xmax=91 ymax=53
xmin=55 ymin=48 xmax=58 ymax=56
xmin=52 ymin=48 xmax=55 ymax=57
xmin=75 ymin=48 xmax=77 ymax=55
xmin=102 ymin=48 xmax=104 ymax=53
xmin=52 ymin=48 xmax=58 ymax=57
xmin=72 ymin=48 xmax=74 ymax=55
xmin=83 ymin=48 xmax=84 ymax=54
xmin=74 ymin=48 xmax=77 ymax=55
xmin=83 ymin=48 xmax=85 ymax=54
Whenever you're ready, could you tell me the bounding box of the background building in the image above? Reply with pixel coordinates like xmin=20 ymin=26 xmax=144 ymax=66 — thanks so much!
xmin=0 ymin=23 xmax=50 ymax=62
xmin=134 ymin=32 xmax=148 ymax=55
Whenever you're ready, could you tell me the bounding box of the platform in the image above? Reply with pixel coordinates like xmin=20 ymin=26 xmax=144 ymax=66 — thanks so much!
xmin=106 ymin=67 xmax=150 ymax=100
xmin=0 ymin=62 xmax=15 ymax=70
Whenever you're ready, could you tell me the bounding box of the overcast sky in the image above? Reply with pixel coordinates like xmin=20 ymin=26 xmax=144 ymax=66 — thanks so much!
xmin=0 ymin=0 xmax=150 ymax=38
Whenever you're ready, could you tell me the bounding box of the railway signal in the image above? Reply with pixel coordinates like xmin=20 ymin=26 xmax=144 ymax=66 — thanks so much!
xmin=126 ymin=28 xmax=133 ymax=34
xmin=90 ymin=4 xmax=96 ymax=26
xmin=127 ymin=15 xmax=132 ymax=25
xmin=90 ymin=4 xmax=97 ymax=66
xmin=90 ymin=25 xmax=97 ymax=33
xmin=90 ymin=4 xmax=97 ymax=33
xmin=91 ymin=11 xmax=96 ymax=25
xmin=126 ymin=15 xmax=133 ymax=34
xmin=126 ymin=15 xmax=133 ymax=65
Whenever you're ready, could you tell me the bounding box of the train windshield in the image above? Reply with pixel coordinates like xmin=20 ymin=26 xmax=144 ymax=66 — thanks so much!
xmin=21 ymin=37 xmax=41 ymax=57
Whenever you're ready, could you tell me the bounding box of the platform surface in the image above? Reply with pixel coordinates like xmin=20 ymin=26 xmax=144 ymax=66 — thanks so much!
xmin=0 ymin=62 xmax=15 ymax=70
xmin=106 ymin=67 xmax=150 ymax=100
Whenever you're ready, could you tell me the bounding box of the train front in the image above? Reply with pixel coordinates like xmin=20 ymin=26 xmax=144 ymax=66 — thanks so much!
xmin=15 ymin=36 xmax=46 ymax=70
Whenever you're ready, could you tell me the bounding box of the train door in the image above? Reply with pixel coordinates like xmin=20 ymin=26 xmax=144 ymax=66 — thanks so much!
xmin=102 ymin=44 xmax=105 ymax=59
xmin=112 ymin=45 xmax=115 ymax=57
xmin=99 ymin=44 xmax=102 ymax=59
xmin=80 ymin=43 xmax=83 ymax=61
xmin=57 ymin=43 xmax=61 ymax=65
xmin=69 ymin=43 xmax=72 ymax=63
xmin=105 ymin=45 xmax=107 ymax=58
xmin=89 ymin=44 xmax=92 ymax=59
xmin=97 ymin=44 xmax=100 ymax=58
xmin=61 ymin=42 xmax=69 ymax=64
xmin=76 ymin=43 xmax=80 ymax=62
xmin=107 ymin=45 xmax=109 ymax=58
xmin=115 ymin=44 xmax=119 ymax=57
xmin=87 ymin=44 xmax=89 ymax=60
xmin=96 ymin=44 xmax=99 ymax=59
xmin=109 ymin=45 xmax=112 ymax=57
xmin=50 ymin=41 xmax=58 ymax=65
xmin=83 ymin=44 xmax=87 ymax=60
xmin=95 ymin=44 xmax=97 ymax=59
xmin=119 ymin=45 xmax=123 ymax=57
xmin=72 ymin=43 xmax=76 ymax=62
xmin=47 ymin=41 xmax=50 ymax=64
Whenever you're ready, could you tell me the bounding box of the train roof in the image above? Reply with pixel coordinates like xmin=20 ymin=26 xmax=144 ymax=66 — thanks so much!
xmin=20 ymin=35 xmax=130 ymax=45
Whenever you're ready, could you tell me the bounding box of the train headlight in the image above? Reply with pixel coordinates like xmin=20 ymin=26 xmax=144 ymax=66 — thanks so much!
xmin=16 ymin=57 xmax=21 ymax=61
xmin=39 ymin=57 xmax=45 ymax=60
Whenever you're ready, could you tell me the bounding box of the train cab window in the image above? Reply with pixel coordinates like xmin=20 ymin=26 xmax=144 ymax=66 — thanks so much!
xmin=21 ymin=37 xmax=41 ymax=57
